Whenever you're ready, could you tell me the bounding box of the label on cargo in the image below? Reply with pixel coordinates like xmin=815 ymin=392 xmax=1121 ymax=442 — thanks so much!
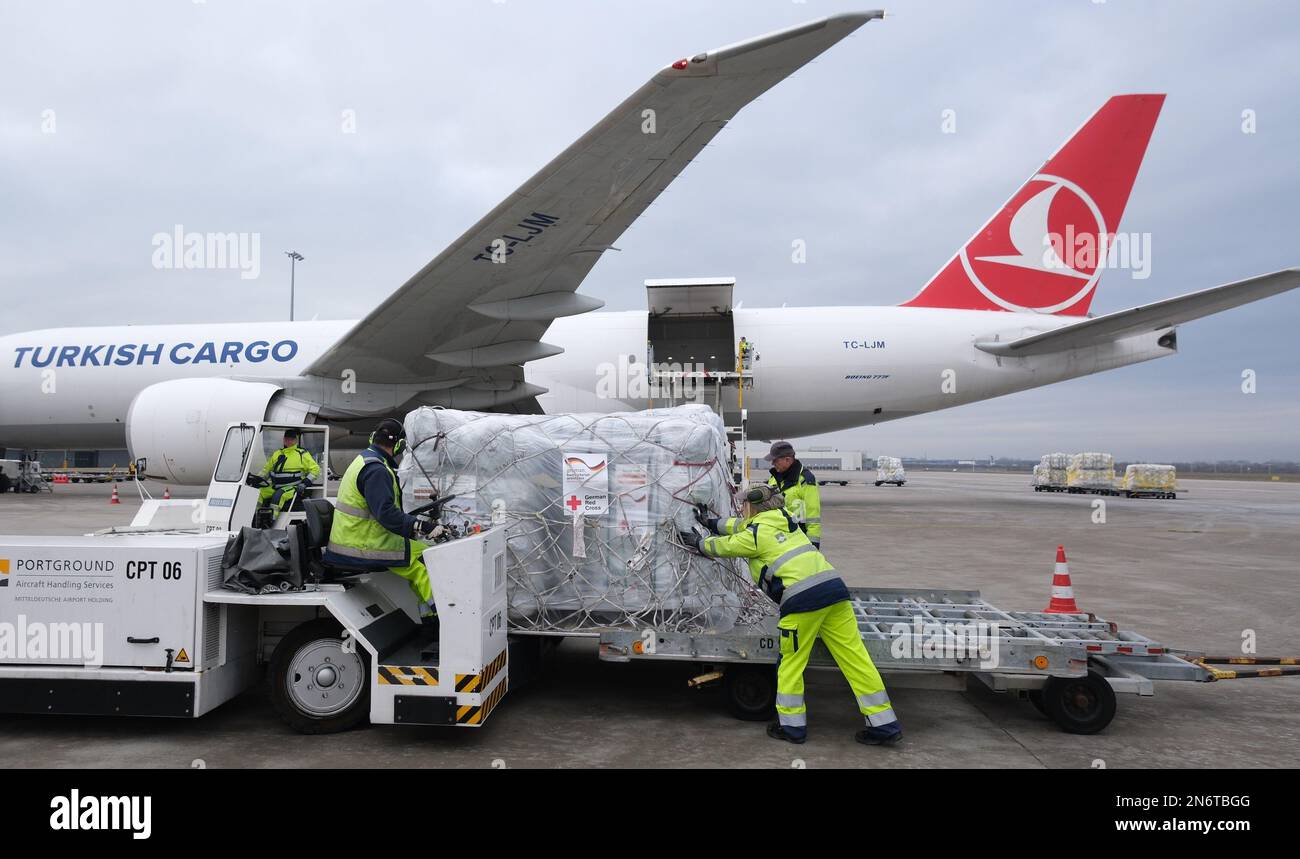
xmin=612 ymin=464 xmax=650 ymax=533
xmin=561 ymin=451 xmax=609 ymax=516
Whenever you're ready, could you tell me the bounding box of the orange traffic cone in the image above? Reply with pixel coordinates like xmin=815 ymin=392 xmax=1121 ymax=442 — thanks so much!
xmin=163 ymin=486 xmax=171 ymax=500
xmin=1044 ymin=545 xmax=1080 ymax=613
xmin=110 ymin=484 xmax=121 ymax=505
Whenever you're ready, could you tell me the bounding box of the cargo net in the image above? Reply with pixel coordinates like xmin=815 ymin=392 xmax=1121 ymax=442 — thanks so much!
xmin=400 ymin=405 xmax=775 ymax=634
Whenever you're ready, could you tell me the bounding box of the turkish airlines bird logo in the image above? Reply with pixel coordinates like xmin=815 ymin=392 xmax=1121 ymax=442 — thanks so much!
xmin=961 ymin=173 xmax=1108 ymax=313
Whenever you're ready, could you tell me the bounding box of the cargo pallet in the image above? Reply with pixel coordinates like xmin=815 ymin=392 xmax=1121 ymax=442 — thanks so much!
xmin=1122 ymin=490 xmax=1177 ymax=499
xmin=595 ymin=586 xmax=1286 ymax=734
xmin=1033 ymin=485 xmax=1177 ymax=499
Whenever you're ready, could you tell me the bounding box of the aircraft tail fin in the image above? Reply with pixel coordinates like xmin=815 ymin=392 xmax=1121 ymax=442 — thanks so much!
xmin=901 ymin=94 xmax=1165 ymax=316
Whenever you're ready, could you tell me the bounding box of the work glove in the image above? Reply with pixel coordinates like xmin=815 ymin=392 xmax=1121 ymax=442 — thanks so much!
xmin=245 ymin=474 xmax=267 ymax=488
xmin=694 ymin=504 xmax=720 ymax=534
xmin=678 ymin=530 xmax=703 ymax=553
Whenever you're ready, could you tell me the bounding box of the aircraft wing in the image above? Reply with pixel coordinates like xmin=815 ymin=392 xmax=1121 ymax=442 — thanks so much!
xmin=306 ymin=12 xmax=882 ymax=406
xmin=975 ymin=268 xmax=1300 ymax=357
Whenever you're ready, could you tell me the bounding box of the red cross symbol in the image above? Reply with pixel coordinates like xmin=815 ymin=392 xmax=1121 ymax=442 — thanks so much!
xmin=565 ymin=495 xmax=582 ymax=512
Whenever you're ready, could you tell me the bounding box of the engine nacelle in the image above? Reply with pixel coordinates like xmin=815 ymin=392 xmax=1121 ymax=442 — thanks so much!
xmin=126 ymin=378 xmax=315 ymax=484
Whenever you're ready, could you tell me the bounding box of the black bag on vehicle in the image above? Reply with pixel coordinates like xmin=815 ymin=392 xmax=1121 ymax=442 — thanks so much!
xmin=221 ymin=526 xmax=301 ymax=593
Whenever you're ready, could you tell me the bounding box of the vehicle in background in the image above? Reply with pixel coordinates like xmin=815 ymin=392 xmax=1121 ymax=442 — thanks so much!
xmin=0 ymin=458 xmax=48 ymax=494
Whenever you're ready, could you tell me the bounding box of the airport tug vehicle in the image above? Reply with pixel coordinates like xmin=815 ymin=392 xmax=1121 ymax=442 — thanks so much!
xmin=0 ymin=423 xmax=509 ymax=733
xmin=1 ymin=421 xmax=1296 ymax=735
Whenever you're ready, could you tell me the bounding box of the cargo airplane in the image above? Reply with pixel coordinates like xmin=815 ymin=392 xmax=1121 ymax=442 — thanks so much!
xmin=1 ymin=12 xmax=1296 ymax=483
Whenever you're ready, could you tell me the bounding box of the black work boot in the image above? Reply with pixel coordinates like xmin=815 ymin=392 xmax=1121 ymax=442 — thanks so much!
xmin=855 ymin=724 xmax=902 ymax=746
xmin=767 ymin=722 xmax=806 ymax=745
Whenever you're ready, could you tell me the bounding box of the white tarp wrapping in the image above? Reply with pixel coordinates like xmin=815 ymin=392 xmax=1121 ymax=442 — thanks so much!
xmin=1123 ymin=463 xmax=1176 ymax=491
xmin=876 ymin=455 xmax=905 ymax=483
xmin=1067 ymin=451 xmax=1116 ymax=489
xmin=1036 ymin=453 xmax=1069 ymax=487
xmin=400 ymin=405 xmax=773 ymax=633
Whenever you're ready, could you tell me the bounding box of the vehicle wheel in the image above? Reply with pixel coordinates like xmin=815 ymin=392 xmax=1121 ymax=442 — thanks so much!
xmin=1041 ymin=669 xmax=1116 ymax=734
xmin=0 ymin=474 xmax=9 ymax=493
xmin=874 ymin=481 xmax=883 ymax=487
xmin=270 ymin=618 xmax=370 ymax=734
xmin=1027 ymin=690 xmax=1049 ymax=716
xmin=723 ymin=664 xmax=777 ymax=721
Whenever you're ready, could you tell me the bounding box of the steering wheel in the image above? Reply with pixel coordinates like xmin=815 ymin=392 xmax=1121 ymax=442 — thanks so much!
xmin=409 ymin=494 xmax=456 ymax=517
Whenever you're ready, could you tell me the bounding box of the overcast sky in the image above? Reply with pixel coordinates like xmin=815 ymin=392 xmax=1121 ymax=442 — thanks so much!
xmin=1 ymin=0 xmax=1296 ymax=460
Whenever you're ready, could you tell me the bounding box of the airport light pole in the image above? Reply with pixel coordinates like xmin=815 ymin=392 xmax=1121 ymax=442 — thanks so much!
xmin=285 ymin=251 xmax=304 ymax=321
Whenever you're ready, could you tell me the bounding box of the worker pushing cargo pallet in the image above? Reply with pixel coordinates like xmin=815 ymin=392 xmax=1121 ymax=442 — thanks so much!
xmin=0 ymin=419 xmax=1292 ymax=737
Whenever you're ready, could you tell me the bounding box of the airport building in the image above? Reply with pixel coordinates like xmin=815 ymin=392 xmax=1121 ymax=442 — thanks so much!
xmin=745 ymin=444 xmax=865 ymax=474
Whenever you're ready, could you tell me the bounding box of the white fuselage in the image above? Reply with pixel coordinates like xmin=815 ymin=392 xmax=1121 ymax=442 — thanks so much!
xmin=0 ymin=306 xmax=1171 ymax=451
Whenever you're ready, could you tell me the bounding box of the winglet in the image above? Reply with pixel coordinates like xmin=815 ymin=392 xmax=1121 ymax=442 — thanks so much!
xmin=661 ymin=11 xmax=884 ymax=78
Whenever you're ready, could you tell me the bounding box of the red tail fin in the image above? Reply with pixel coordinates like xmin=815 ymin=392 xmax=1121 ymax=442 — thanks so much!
xmin=902 ymin=94 xmax=1164 ymax=316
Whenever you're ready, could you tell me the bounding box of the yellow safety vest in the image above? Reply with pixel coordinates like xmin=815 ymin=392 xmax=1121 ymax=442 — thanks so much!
xmin=768 ymin=464 xmax=821 ymax=543
xmin=326 ymin=450 xmax=408 ymax=565
xmin=701 ymin=508 xmax=840 ymax=611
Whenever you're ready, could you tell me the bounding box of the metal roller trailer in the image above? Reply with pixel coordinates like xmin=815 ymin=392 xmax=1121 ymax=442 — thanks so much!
xmin=596 ymin=588 xmax=1296 ymax=734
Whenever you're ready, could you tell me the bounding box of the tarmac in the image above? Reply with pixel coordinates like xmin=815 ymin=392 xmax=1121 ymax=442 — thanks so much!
xmin=1 ymin=472 xmax=1297 ymax=768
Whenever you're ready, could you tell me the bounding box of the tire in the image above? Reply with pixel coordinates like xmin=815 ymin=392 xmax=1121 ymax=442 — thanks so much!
xmin=723 ymin=664 xmax=777 ymax=721
xmin=874 ymin=481 xmax=883 ymax=487
xmin=1041 ymin=669 xmax=1116 ymax=734
xmin=0 ymin=474 xmax=9 ymax=493
xmin=1027 ymin=690 xmax=1049 ymax=716
xmin=269 ymin=618 xmax=370 ymax=734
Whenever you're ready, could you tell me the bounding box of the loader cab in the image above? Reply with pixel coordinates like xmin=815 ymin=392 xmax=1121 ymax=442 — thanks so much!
xmin=204 ymin=422 xmax=329 ymax=533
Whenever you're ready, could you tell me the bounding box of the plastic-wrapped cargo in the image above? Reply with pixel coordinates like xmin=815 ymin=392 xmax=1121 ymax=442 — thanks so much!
xmin=876 ymin=456 xmax=905 ymax=484
xmin=1123 ymin=463 xmax=1176 ymax=492
xmin=1036 ymin=453 xmax=1068 ymax=487
xmin=399 ymin=405 xmax=774 ymax=633
xmin=1067 ymin=452 xmax=1115 ymax=490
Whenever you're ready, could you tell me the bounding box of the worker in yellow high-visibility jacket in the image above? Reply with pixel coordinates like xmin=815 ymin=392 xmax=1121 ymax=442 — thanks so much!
xmin=255 ymin=429 xmax=321 ymax=514
xmin=325 ymin=419 xmax=440 ymax=622
xmin=764 ymin=441 xmax=822 ymax=548
xmin=684 ymin=485 xmax=901 ymax=745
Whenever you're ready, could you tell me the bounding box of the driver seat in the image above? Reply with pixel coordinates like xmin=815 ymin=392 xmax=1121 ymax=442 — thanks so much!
xmin=295 ymin=498 xmax=379 ymax=583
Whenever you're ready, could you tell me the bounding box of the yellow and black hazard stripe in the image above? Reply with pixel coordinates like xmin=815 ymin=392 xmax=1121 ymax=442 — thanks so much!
xmin=454 ymin=648 xmax=507 ymax=693
xmin=377 ymin=665 xmax=439 ymax=686
xmin=456 ymin=676 xmax=508 ymax=726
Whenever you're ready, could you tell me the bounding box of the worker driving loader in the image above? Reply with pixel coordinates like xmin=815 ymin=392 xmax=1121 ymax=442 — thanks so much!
xmin=324 ymin=418 xmax=443 ymax=624
xmin=246 ymin=428 xmax=320 ymax=526
xmin=681 ymin=485 xmax=902 ymax=746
